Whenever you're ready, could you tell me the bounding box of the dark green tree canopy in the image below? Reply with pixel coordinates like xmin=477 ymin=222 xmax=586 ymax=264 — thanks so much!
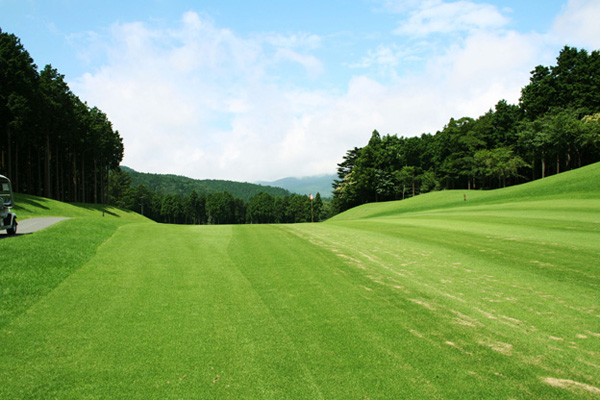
xmin=333 ymin=45 xmax=600 ymax=213
xmin=1 ymin=29 xmax=123 ymax=203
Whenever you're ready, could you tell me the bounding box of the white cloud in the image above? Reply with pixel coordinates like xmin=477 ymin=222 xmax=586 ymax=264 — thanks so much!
xmin=350 ymin=44 xmax=407 ymax=68
xmin=71 ymin=12 xmax=333 ymax=181
xmin=69 ymin=3 xmax=598 ymax=183
xmin=552 ymin=0 xmax=600 ymax=48
xmin=274 ymin=48 xmax=324 ymax=77
xmin=392 ymin=0 xmax=509 ymax=36
xmin=425 ymin=30 xmax=544 ymax=113
xmin=262 ymin=32 xmax=322 ymax=50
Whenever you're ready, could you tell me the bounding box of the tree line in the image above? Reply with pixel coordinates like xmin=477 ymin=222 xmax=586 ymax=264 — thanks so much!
xmin=1 ymin=29 xmax=123 ymax=203
xmin=109 ymin=168 xmax=331 ymax=224
xmin=122 ymin=166 xmax=290 ymax=201
xmin=333 ymin=46 xmax=600 ymax=212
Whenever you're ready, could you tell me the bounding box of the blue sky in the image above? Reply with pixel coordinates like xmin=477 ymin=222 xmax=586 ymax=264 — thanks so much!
xmin=2 ymin=0 xmax=599 ymax=181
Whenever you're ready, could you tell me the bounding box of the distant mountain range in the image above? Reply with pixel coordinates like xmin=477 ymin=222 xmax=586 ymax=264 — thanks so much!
xmin=257 ymin=175 xmax=336 ymax=198
xmin=121 ymin=166 xmax=290 ymax=201
xmin=121 ymin=166 xmax=336 ymax=200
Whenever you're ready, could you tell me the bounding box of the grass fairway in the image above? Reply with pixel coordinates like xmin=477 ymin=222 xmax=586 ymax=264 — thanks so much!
xmin=1 ymin=165 xmax=600 ymax=399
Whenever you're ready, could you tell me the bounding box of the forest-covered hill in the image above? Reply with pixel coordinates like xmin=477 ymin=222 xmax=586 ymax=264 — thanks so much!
xmin=121 ymin=166 xmax=290 ymax=201
xmin=332 ymin=46 xmax=600 ymax=213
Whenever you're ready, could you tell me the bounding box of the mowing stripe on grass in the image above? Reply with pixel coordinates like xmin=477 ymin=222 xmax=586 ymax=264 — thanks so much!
xmin=1 ymin=198 xmax=599 ymax=398
xmin=1 ymin=224 xmax=325 ymax=399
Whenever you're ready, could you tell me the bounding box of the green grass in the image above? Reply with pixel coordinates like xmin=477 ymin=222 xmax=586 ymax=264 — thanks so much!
xmin=1 ymin=196 xmax=149 ymax=329
xmin=331 ymin=161 xmax=600 ymax=221
xmin=1 ymin=166 xmax=600 ymax=398
xmin=13 ymin=193 xmax=147 ymax=220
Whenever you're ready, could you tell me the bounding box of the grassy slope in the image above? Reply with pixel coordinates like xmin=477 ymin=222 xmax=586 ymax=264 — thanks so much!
xmin=331 ymin=161 xmax=600 ymax=221
xmin=12 ymin=193 xmax=147 ymax=220
xmin=0 ymin=166 xmax=599 ymax=398
xmin=0 ymin=194 xmax=150 ymax=328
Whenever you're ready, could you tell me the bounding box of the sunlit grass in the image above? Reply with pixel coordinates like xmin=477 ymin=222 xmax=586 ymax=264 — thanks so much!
xmin=331 ymin=161 xmax=600 ymax=221
xmin=0 ymin=165 xmax=599 ymax=398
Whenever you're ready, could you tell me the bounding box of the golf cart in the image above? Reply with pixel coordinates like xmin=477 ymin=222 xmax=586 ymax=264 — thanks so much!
xmin=0 ymin=174 xmax=17 ymax=235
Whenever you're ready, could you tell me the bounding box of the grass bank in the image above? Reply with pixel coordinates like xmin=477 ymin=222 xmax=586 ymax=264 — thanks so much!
xmin=1 ymin=195 xmax=149 ymax=328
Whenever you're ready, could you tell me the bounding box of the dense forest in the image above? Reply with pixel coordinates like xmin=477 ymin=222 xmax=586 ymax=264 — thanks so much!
xmin=109 ymin=167 xmax=330 ymax=224
xmin=333 ymin=46 xmax=600 ymax=212
xmin=121 ymin=166 xmax=290 ymax=201
xmin=0 ymin=29 xmax=124 ymax=203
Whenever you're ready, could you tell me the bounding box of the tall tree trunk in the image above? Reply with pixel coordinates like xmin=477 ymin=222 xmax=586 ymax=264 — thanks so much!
xmin=556 ymin=154 xmax=560 ymax=174
xmin=7 ymin=125 xmax=12 ymax=180
xmin=45 ymin=132 xmax=52 ymax=198
xmin=37 ymin=147 xmax=43 ymax=196
xmin=541 ymin=151 xmax=546 ymax=179
xmin=14 ymin=138 xmax=19 ymax=192
xmin=103 ymin=164 xmax=108 ymax=205
xmin=27 ymin=146 xmax=33 ymax=194
xmin=94 ymin=160 xmax=98 ymax=203
xmin=55 ymin=144 xmax=60 ymax=201
xmin=72 ymin=156 xmax=77 ymax=202
xmin=81 ymin=155 xmax=86 ymax=203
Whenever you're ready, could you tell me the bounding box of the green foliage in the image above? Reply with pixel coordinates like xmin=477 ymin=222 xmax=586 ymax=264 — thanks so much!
xmin=333 ymin=46 xmax=600 ymax=213
xmin=331 ymin=161 xmax=600 ymax=221
xmin=0 ymin=30 xmax=123 ymax=203
xmin=108 ymin=168 xmax=135 ymax=209
xmin=247 ymin=192 xmax=276 ymax=224
xmin=474 ymin=147 xmax=528 ymax=187
xmin=521 ymin=46 xmax=600 ymax=119
xmin=112 ymin=168 xmax=331 ymax=225
xmin=121 ymin=166 xmax=290 ymax=201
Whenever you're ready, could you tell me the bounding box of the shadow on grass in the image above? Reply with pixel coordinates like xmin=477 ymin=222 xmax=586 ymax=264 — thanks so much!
xmin=0 ymin=232 xmax=31 ymax=240
xmin=13 ymin=195 xmax=50 ymax=211
xmin=70 ymin=202 xmax=120 ymax=217
xmin=13 ymin=193 xmax=131 ymax=218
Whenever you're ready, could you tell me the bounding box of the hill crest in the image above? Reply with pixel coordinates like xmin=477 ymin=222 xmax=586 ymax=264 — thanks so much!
xmin=121 ymin=166 xmax=290 ymax=201
xmin=330 ymin=162 xmax=600 ymax=221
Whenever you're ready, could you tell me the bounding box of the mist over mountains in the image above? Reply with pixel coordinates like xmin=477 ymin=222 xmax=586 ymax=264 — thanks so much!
xmin=256 ymin=175 xmax=336 ymax=198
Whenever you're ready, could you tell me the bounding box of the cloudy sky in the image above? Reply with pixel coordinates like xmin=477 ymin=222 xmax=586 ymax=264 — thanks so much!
xmin=2 ymin=0 xmax=600 ymax=181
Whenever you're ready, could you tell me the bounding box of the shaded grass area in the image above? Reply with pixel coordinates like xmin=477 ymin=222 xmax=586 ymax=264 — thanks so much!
xmin=1 ymin=194 xmax=149 ymax=329
xmin=0 ymin=218 xmax=142 ymax=329
xmin=12 ymin=193 xmax=146 ymax=221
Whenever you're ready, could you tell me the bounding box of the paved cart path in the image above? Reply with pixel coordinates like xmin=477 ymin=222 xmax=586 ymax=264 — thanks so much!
xmin=17 ymin=217 xmax=69 ymax=234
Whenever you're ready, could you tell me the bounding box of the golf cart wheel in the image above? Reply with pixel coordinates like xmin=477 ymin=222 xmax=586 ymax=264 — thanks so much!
xmin=7 ymin=220 xmax=16 ymax=235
